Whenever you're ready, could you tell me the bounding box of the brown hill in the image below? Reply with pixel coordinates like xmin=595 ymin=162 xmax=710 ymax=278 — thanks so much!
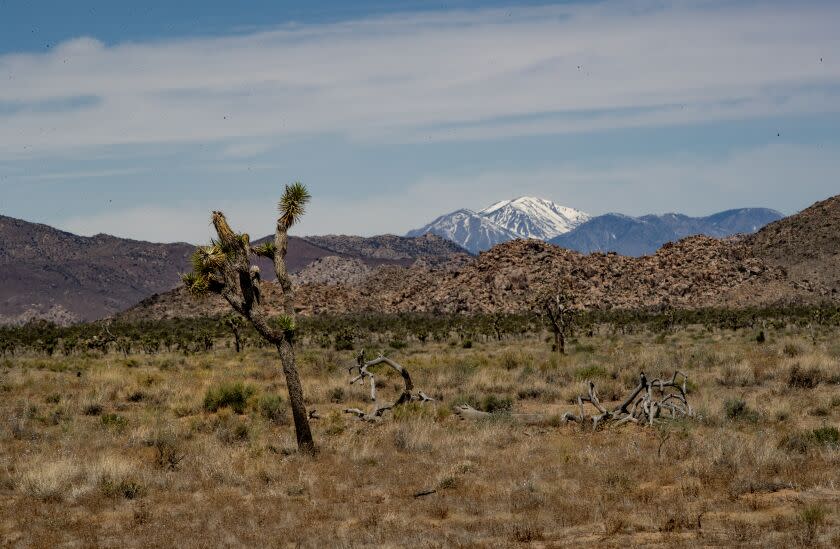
xmin=0 ymin=216 xmax=195 ymax=325
xmin=0 ymin=215 xmax=468 ymax=324
xmin=119 ymin=232 xmax=821 ymax=322
xmin=748 ymin=194 xmax=840 ymax=297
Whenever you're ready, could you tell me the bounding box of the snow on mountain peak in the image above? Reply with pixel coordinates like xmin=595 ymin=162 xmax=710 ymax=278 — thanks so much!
xmin=478 ymin=196 xmax=590 ymax=240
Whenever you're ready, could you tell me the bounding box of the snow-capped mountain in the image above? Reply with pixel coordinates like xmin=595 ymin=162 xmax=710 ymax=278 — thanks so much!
xmin=479 ymin=196 xmax=590 ymax=240
xmin=405 ymin=209 xmax=519 ymax=254
xmin=407 ymin=197 xmax=588 ymax=253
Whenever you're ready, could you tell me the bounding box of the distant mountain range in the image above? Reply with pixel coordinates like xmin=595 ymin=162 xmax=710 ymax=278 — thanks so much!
xmin=550 ymin=208 xmax=784 ymax=256
xmin=0 ymin=216 xmax=465 ymax=324
xmin=407 ymin=197 xmax=783 ymax=255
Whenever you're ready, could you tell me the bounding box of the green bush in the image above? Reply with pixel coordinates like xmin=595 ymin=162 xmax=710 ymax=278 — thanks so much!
xmin=574 ymin=364 xmax=608 ymax=380
xmin=258 ymin=393 xmax=287 ymax=424
xmin=778 ymin=426 xmax=838 ymax=453
xmin=101 ymin=413 xmax=128 ymax=431
xmin=481 ymin=394 xmax=513 ymax=414
xmin=723 ymin=398 xmax=760 ymax=422
xmin=203 ymin=382 xmax=255 ymax=414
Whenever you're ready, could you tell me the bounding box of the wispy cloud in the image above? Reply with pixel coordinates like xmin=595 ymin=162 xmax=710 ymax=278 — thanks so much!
xmin=1 ymin=1 xmax=838 ymax=156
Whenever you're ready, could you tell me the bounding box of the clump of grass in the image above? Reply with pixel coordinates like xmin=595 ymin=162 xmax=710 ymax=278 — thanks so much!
xmin=782 ymin=343 xmax=802 ymax=357
xmin=18 ymin=459 xmax=83 ymax=502
xmin=258 ymin=393 xmax=287 ymax=424
xmin=799 ymin=503 xmax=829 ymax=542
xmin=94 ymin=456 xmax=144 ymax=500
xmin=101 ymin=413 xmax=128 ymax=432
xmin=574 ymin=364 xmax=608 ymax=380
xmin=82 ymin=402 xmax=103 ymax=416
xmin=779 ymin=426 xmax=839 ymax=453
xmin=723 ymin=398 xmax=760 ymax=422
xmin=149 ymin=430 xmax=184 ymax=470
xmin=215 ymin=414 xmax=250 ymax=444
xmin=203 ymin=381 xmax=255 ymax=414
xmin=787 ymin=364 xmax=822 ymax=389
xmin=328 ymin=386 xmax=345 ymax=403
xmin=480 ymin=394 xmax=513 ymax=414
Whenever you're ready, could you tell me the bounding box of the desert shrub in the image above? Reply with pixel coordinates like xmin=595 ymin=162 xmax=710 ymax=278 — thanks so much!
xmin=481 ymin=394 xmax=513 ymax=414
xmin=782 ymin=343 xmax=802 ymax=357
xmin=203 ymin=382 xmax=255 ymax=414
xmin=150 ymin=431 xmax=184 ymax=470
xmin=787 ymin=364 xmax=822 ymax=389
xmin=779 ymin=426 xmax=839 ymax=453
xmin=82 ymin=402 xmax=103 ymax=416
xmin=215 ymin=415 xmax=250 ymax=444
xmin=18 ymin=459 xmax=82 ymax=502
xmin=462 ymin=339 xmax=473 ymax=349
xmin=799 ymin=503 xmax=829 ymax=542
xmin=811 ymin=425 xmax=840 ymax=446
xmin=574 ymin=364 xmax=608 ymax=380
xmin=388 ymin=338 xmax=407 ymax=350
xmin=101 ymin=413 xmax=128 ymax=432
xmin=258 ymin=393 xmax=288 ymax=424
xmin=334 ymin=327 xmax=356 ymax=351
xmin=755 ymin=330 xmax=766 ymax=343
xmin=500 ymin=352 xmax=520 ymax=371
xmin=723 ymin=398 xmax=760 ymax=422
xmin=328 ymin=387 xmax=345 ymax=403
xmin=101 ymin=477 xmax=143 ymax=499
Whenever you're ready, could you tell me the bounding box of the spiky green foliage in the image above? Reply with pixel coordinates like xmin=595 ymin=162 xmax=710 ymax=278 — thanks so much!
xmin=269 ymin=315 xmax=297 ymax=342
xmin=252 ymin=241 xmax=276 ymax=259
xmin=191 ymin=245 xmax=226 ymax=275
xmin=181 ymin=271 xmax=210 ymax=295
xmin=278 ymin=182 xmax=311 ymax=229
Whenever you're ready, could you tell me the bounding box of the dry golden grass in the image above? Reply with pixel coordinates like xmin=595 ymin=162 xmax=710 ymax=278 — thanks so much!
xmin=1 ymin=325 xmax=839 ymax=547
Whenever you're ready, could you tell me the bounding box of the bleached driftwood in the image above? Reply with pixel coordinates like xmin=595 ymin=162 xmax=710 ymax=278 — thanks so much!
xmin=344 ymin=350 xmax=434 ymax=421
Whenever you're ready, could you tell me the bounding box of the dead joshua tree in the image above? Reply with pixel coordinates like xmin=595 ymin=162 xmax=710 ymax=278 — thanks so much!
xmin=344 ymin=350 xmax=434 ymax=422
xmin=222 ymin=313 xmax=246 ymax=353
xmin=182 ymin=182 xmax=315 ymax=452
xmin=455 ymin=371 xmax=694 ymax=429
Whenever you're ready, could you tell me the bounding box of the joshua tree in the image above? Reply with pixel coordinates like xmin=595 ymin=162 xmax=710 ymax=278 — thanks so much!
xmin=182 ymin=183 xmax=315 ymax=452
xmin=223 ymin=314 xmax=246 ymax=353
xmin=538 ymin=281 xmax=578 ymax=355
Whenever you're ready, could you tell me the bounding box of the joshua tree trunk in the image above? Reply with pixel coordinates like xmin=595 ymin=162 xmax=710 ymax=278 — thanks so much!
xmin=554 ymin=329 xmax=565 ymax=355
xmin=183 ymin=183 xmax=315 ymax=452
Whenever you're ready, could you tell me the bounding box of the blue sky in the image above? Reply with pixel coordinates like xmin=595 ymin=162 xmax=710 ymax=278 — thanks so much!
xmin=1 ymin=0 xmax=838 ymax=243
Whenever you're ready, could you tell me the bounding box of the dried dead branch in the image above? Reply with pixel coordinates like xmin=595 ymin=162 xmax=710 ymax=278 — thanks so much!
xmin=344 ymin=350 xmax=434 ymax=422
xmin=454 ymin=371 xmax=694 ymax=430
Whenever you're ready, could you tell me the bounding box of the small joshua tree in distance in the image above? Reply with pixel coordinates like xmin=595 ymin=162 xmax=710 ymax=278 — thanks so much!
xmin=538 ymin=280 xmax=578 ymax=355
xmin=222 ymin=313 xmax=246 ymax=353
xmin=182 ymin=182 xmax=315 ymax=452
